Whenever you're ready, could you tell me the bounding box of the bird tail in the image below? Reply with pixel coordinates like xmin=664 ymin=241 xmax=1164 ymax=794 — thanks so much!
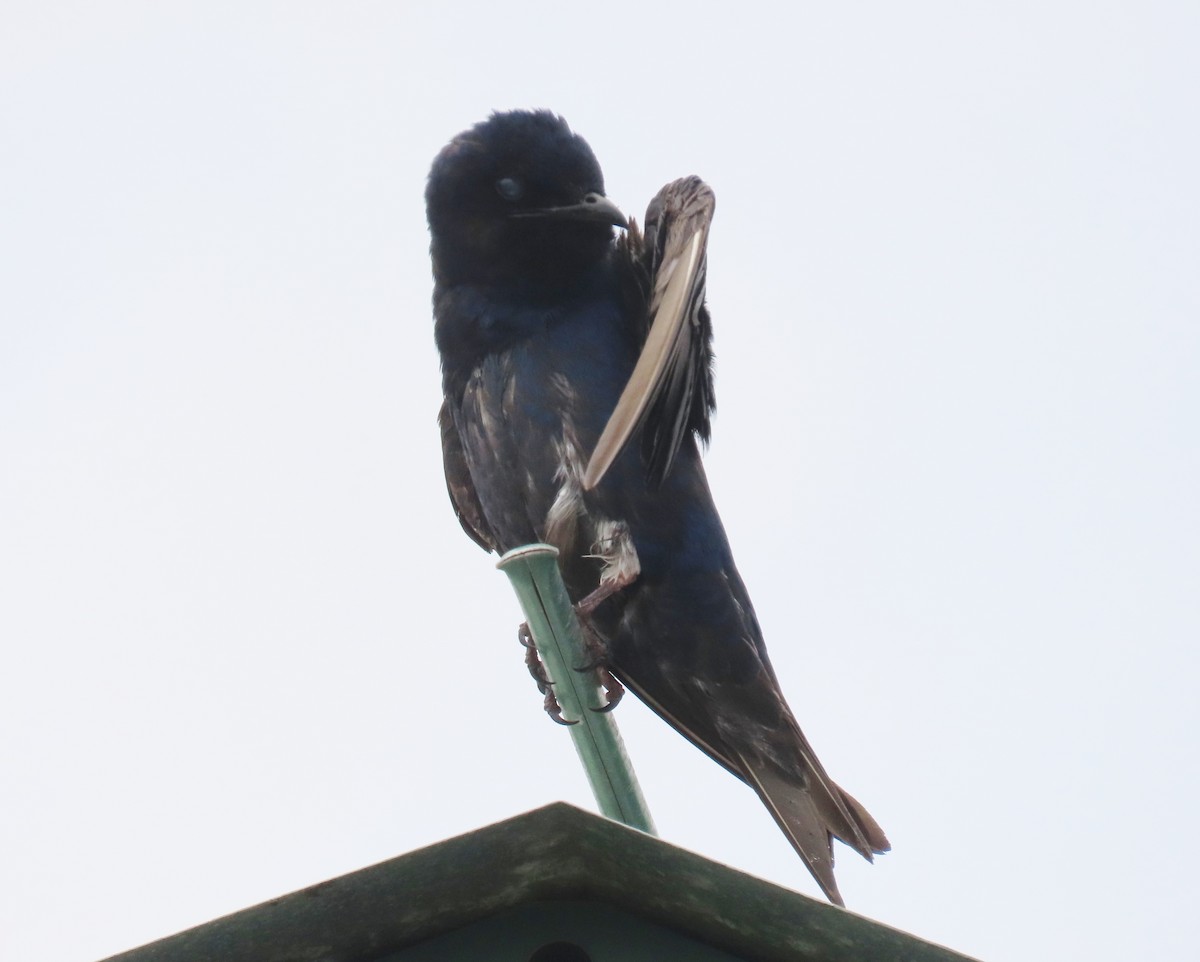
xmin=737 ymin=752 xmax=890 ymax=907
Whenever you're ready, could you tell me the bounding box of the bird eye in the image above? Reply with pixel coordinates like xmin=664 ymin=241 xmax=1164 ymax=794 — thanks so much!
xmin=495 ymin=177 xmax=523 ymax=201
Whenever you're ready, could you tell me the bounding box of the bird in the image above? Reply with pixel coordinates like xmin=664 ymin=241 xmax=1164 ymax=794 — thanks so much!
xmin=427 ymin=109 xmax=889 ymax=906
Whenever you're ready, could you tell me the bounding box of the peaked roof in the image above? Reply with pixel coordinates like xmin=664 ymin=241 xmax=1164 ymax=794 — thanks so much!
xmin=103 ymin=802 xmax=978 ymax=962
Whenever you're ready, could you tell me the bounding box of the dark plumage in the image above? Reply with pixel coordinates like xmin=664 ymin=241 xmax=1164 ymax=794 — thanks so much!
xmin=428 ymin=110 xmax=888 ymax=905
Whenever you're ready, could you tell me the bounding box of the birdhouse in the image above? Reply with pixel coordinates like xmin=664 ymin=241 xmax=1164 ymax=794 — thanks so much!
xmin=99 ymin=803 xmax=976 ymax=962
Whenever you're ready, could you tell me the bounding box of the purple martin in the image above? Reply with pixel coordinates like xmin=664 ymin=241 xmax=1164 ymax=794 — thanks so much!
xmin=427 ymin=110 xmax=888 ymax=905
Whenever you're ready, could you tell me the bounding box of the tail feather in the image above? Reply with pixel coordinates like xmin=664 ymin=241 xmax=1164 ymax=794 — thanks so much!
xmin=839 ymin=785 xmax=891 ymax=856
xmin=738 ymin=753 xmax=889 ymax=907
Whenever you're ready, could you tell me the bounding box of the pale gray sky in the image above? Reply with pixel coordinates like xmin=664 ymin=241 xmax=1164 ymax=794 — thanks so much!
xmin=2 ymin=4 xmax=1197 ymax=961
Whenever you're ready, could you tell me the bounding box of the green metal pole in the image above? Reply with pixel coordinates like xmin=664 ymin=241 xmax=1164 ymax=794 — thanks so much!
xmin=497 ymin=544 xmax=656 ymax=835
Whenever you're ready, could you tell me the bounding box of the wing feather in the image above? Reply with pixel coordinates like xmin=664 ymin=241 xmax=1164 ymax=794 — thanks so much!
xmin=438 ymin=399 xmax=499 ymax=553
xmin=583 ymin=177 xmax=716 ymax=490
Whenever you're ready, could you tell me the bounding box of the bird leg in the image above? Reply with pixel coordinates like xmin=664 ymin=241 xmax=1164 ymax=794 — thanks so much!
xmin=574 ymin=615 xmax=625 ymax=713
xmin=567 ymin=525 xmax=641 ymax=710
xmin=570 ymin=571 xmax=637 ymax=713
xmin=574 ymin=568 xmax=636 ymax=616
xmin=517 ymin=621 xmax=576 ymax=726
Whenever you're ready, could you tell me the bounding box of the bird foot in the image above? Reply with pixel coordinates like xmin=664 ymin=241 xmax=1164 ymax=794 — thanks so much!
xmin=571 ymin=611 xmax=625 ymax=712
xmin=518 ymin=622 xmax=577 ymax=726
xmin=592 ymin=666 xmax=625 ymax=712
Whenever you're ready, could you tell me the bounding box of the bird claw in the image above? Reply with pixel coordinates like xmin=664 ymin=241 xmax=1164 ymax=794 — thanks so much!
xmin=518 ymin=622 xmax=552 ymax=695
xmin=519 ymin=621 xmax=577 ymax=725
xmin=591 ymin=667 xmax=625 ymax=712
xmin=572 ymin=610 xmax=624 ymax=712
xmin=545 ymin=691 xmax=578 ymax=726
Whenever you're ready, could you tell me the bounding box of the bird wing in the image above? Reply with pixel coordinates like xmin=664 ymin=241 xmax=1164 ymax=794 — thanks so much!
xmin=583 ymin=176 xmax=716 ymax=490
xmin=438 ymin=399 xmax=500 ymax=553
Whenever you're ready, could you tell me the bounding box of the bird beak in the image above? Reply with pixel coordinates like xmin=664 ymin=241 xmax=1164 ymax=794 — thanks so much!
xmin=511 ymin=192 xmax=629 ymax=230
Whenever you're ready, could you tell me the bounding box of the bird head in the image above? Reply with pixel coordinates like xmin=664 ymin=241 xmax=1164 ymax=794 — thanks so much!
xmin=426 ymin=111 xmax=627 ymax=291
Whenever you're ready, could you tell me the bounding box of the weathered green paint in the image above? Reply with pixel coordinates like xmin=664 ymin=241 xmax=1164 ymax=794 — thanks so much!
xmin=99 ymin=803 xmax=983 ymax=962
xmin=496 ymin=543 xmax=655 ymax=835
